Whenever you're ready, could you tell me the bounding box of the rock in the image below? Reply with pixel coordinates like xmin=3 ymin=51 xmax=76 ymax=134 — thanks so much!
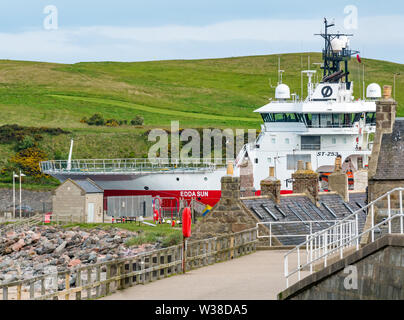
xmin=68 ymin=259 xmax=81 ymax=268
xmin=54 ymin=241 xmax=67 ymax=254
xmin=88 ymin=252 xmax=97 ymax=263
xmin=79 ymin=253 xmax=90 ymax=261
xmin=6 ymin=231 xmax=17 ymax=239
xmin=11 ymin=239 xmax=25 ymax=252
xmin=31 ymin=233 xmax=41 ymax=242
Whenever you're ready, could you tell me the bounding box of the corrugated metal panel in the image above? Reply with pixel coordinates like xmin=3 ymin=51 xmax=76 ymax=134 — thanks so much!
xmin=107 ymin=196 xmax=152 ymax=217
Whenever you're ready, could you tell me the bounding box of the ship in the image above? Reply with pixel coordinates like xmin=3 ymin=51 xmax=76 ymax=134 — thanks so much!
xmin=40 ymin=19 xmax=380 ymax=208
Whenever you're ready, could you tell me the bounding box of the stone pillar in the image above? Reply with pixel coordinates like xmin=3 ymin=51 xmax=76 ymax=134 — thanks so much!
xmin=368 ymin=85 xmax=397 ymax=202
xmin=219 ymin=176 xmax=241 ymax=206
xmin=260 ymin=166 xmax=281 ymax=204
xmin=328 ymin=156 xmax=349 ymax=202
xmin=239 ymin=159 xmax=255 ymax=197
xmin=292 ymin=161 xmax=319 ymax=204
xmin=368 ymin=85 xmax=397 ymax=180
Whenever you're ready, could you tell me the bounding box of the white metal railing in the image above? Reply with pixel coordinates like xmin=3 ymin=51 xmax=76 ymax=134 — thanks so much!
xmin=284 ymin=187 xmax=404 ymax=288
xmin=256 ymin=220 xmax=352 ymax=247
xmin=40 ymin=158 xmax=229 ymax=174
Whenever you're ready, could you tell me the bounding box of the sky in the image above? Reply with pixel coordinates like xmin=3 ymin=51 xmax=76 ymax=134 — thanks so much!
xmin=0 ymin=0 xmax=403 ymax=64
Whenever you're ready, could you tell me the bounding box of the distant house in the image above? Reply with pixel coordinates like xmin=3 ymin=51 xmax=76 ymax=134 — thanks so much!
xmin=52 ymin=179 xmax=104 ymax=223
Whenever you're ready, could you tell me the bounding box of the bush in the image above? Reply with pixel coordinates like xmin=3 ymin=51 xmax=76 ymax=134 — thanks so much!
xmin=105 ymin=119 xmax=119 ymax=127
xmin=131 ymin=115 xmax=144 ymax=126
xmin=161 ymin=232 xmax=182 ymax=247
xmin=15 ymin=135 xmax=36 ymax=152
xmin=10 ymin=147 xmax=48 ymax=179
xmin=86 ymin=113 xmax=105 ymax=126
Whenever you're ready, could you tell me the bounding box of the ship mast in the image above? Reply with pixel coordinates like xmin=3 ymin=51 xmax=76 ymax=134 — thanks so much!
xmin=315 ymin=18 xmax=359 ymax=85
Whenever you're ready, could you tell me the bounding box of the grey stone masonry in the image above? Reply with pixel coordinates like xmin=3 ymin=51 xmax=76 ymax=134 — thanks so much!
xmin=0 ymin=189 xmax=52 ymax=213
xmin=292 ymin=161 xmax=319 ymax=204
xmin=278 ymin=234 xmax=404 ymax=300
xmin=260 ymin=167 xmax=281 ymax=204
xmin=191 ymin=175 xmax=258 ymax=240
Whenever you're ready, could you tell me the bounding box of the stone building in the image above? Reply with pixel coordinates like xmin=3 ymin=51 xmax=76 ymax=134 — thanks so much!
xmin=52 ymin=179 xmax=104 ymax=224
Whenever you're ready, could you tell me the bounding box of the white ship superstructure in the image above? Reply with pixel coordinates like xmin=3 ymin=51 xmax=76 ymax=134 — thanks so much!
xmin=41 ymin=19 xmax=381 ymax=206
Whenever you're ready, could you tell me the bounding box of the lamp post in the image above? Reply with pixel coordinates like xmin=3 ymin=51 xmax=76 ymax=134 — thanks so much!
xmin=12 ymin=172 xmax=19 ymax=219
xmin=19 ymin=171 xmax=26 ymax=219
xmin=394 ymin=73 xmax=400 ymax=100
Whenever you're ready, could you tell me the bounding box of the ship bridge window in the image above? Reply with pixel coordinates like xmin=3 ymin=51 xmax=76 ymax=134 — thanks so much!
xmin=304 ymin=113 xmax=361 ymax=128
xmin=261 ymin=113 xmax=304 ymax=123
xmin=366 ymin=112 xmax=376 ymax=125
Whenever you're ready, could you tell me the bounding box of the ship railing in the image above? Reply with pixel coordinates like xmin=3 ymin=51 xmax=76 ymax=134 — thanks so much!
xmin=305 ymin=124 xmax=355 ymax=129
xmin=40 ymin=158 xmax=230 ymax=174
xmin=284 ymin=187 xmax=404 ymax=288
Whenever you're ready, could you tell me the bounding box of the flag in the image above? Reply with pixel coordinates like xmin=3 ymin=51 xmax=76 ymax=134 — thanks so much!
xmin=356 ymin=54 xmax=362 ymax=63
xmin=202 ymin=205 xmax=212 ymax=217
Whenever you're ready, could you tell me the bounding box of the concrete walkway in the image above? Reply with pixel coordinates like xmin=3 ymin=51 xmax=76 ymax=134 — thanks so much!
xmin=102 ymin=250 xmax=308 ymax=300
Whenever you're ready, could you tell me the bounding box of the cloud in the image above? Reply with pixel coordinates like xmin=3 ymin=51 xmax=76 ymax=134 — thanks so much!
xmin=0 ymin=16 xmax=403 ymax=63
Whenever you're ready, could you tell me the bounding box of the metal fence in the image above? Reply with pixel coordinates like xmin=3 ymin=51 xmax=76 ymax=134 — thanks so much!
xmin=284 ymin=187 xmax=404 ymax=288
xmin=106 ymin=196 xmax=153 ymax=218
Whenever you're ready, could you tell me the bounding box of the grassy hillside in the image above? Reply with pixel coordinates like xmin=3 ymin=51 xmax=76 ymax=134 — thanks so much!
xmin=0 ymin=53 xmax=403 ymax=188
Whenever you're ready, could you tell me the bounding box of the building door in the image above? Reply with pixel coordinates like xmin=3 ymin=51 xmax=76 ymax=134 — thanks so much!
xmin=87 ymin=203 xmax=95 ymax=223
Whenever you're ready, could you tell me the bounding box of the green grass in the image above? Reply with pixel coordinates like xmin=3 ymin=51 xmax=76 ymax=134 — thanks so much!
xmin=0 ymin=53 xmax=403 ymax=189
xmin=61 ymin=222 xmax=183 ymax=247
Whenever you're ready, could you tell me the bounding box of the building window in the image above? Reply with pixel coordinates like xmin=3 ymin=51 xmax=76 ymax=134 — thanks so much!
xmin=343 ymin=137 xmax=347 ymax=144
xmin=285 ymin=138 xmax=290 ymax=144
xmin=332 ymin=137 xmax=336 ymax=144
xmin=272 ymin=138 xmax=276 ymax=144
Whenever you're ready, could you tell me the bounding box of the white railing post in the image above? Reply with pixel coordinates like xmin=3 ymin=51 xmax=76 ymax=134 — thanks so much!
xmin=400 ymin=191 xmax=403 ymax=234
xmin=388 ymin=193 xmax=392 ymax=234
xmin=306 ymin=236 xmax=309 ymax=265
xmin=323 ymin=233 xmax=327 ymax=267
xmin=355 ymin=213 xmax=359 ymax=250
xmin=297 ymin=247 xmax=301 ymax=281
xmin=284 ymin=256 xmax=289 ymax=288
xmin=340 ymin=223 xmax=343 ymax=259
xmin=310 ymin=238 xmax=313 ymax=274
xmin=269 ymin=223 xmax=272 ymax=247
xmin=371 ymin=204 xmax=375 ymax=242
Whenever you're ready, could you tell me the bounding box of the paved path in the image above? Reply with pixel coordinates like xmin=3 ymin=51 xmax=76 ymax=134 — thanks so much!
xmin=102 ymin=250 xmax=308 ymax=300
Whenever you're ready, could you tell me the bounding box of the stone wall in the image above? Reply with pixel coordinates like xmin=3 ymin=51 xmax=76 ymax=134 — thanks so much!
xmin=52 ymin=180 xmax=86 ymax=223
xmin=0 ymin=189 xmax=52 ymax=213
xmin=279 ymin=234 xmax=404 ymax=300
xmin=191 ymin=176 xmax=258 ymax=240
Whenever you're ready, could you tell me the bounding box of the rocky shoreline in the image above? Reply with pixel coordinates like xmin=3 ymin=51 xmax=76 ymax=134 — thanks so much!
xmin=0 ymin=225 xmax=157 ymax=285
